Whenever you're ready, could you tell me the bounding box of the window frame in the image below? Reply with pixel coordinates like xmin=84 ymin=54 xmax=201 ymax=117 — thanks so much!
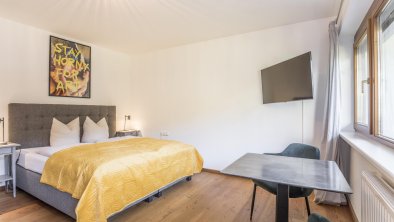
xmin=353 ymin=0 xmax=394 ymax=147
xmin=353 ymin=30 xmax=370 ymax=134
xmin=373 ymin=0 xmax=394 ymax=144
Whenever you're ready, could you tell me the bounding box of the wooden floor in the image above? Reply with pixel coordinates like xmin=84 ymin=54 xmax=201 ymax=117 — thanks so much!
xmin=0 ymin=172 xmax=353 ymax=222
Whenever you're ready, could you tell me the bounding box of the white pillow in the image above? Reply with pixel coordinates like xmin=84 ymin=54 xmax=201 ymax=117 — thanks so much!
xmin=50 ymin=117 xmax=80 ymax=147
xmin=81 ymin=117 xmax=109 ymax=143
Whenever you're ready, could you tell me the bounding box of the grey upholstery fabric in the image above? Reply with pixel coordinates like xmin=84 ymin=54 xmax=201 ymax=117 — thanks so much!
xmin=16 ymin=166 xmax=78 ymax=218
xmin=17 ymin=165 xmax=191 ymax=220
xmin=8 ymin=103 xmax=116 ymax=148
xmin=253 ymin=143 xmax=320 ymax=197
xmin=308 ymin=213 xmax=330 ymax=222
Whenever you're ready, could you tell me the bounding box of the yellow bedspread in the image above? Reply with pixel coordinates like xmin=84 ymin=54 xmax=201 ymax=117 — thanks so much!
xmin=40 ymin=137 xmax=203 ymax=222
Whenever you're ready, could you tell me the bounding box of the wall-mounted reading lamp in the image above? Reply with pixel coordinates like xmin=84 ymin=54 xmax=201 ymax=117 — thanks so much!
xmin=124 ymin=115 xmax=131 ymax=131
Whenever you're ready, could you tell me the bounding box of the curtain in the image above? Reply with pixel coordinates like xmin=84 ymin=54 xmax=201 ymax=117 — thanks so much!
xmin=314 ymin=21 xmax=347 ymax=205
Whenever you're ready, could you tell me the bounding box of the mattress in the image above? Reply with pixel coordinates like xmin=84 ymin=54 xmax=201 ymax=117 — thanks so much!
xmin=17 ymin=147 xmax=49 ymax=174
xmin=17 ymin=136 xmax=137 ymax=174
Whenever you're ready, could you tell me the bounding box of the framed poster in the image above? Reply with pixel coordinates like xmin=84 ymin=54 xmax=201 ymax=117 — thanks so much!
xmin=49 ymin=36 xmax=91 ymax=98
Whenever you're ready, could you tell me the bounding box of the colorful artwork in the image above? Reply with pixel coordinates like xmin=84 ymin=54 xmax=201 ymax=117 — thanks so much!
xmin=49 ymin=36 xmax=91 ymax=98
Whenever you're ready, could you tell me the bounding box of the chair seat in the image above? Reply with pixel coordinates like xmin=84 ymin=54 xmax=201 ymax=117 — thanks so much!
xmin=308 ymin=213 xmax=330 ymax=222
xmin=252 ymin=179 xmax=313 ymax=198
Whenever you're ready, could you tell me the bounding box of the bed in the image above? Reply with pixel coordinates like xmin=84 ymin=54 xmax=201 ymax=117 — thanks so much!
xmin=9 ymin=103 xmax=203 ymax=221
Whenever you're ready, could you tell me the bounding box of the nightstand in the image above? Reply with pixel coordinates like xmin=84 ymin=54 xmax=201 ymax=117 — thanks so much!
xmin=116 ymin=129 xmax=142 ymax=137
xmin=0 ymin=142 xmax=20 ymax=198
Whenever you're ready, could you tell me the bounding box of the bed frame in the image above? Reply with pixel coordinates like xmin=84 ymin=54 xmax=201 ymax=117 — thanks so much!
xmin=9 ymin=103 xmax=191 ymax=219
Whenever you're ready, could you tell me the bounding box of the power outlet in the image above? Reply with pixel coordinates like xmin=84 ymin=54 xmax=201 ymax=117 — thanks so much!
xmin=160 ymin=132 xmax=169 ymax=137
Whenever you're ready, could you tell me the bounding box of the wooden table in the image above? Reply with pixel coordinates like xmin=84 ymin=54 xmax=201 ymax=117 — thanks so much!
xmin=221 ymin=153 xmax=352 ymax=222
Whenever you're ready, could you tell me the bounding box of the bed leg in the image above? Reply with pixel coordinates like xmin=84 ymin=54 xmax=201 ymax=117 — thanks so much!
xmin=144 ymin=196 xmax=154 ymax=203
xmin=155 ymin=191 xmax=163 ymax=198
xmin=186 ymin=176 xmax=192 ymax=181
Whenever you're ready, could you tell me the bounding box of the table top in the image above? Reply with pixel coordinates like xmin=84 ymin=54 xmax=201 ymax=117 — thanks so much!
xmin=221 ymin=153 xmax=352 ymax=194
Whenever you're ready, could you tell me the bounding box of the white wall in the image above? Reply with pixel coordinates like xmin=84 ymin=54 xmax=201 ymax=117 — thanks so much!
xmin=129 ymin=18 xmax=332 ymax=170
xmin=0 ymin=17 xmax=133 ymax=174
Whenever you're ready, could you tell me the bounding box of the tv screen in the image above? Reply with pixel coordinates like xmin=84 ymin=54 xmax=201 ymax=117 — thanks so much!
xmin=261 ymin=52 xmax=313 ymax=104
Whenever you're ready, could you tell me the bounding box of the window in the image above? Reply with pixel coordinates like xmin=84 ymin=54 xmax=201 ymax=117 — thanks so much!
xmin=353 ymin=0 xmax=394 ymax=146
xmin=355 ymin=34 xmax=370 ymax=126
xmin=377 ymin=0 xmax=394 ymax=141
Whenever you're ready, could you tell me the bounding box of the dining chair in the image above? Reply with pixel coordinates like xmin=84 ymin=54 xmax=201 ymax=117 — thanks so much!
xmin=308 ymin=213 xmax=330 ymax=222
xmin=250 ymin=143 xmax=320 ymax=221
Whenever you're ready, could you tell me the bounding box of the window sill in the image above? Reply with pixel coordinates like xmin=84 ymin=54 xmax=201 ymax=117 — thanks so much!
xmin=340 ymin=130 xmax=394 ymax=179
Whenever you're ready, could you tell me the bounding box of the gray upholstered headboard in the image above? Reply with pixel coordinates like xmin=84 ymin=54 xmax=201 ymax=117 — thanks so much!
xmin=8 ymin=103 xmax=116 ymax=148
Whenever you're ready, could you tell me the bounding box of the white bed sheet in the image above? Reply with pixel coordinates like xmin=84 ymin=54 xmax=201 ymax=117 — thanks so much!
xmin=97 ymin=135 xmax=136 ymax=143
xmin=17 ymin=147 xmax=49 ymax=174
xmin=17 ymin=136 xmax=138 ymax=174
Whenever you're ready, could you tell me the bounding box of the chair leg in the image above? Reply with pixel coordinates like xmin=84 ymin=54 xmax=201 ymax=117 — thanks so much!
xmin=305 ymin=196 xmax=311 ymax=216
xmin=250 ymin=184 xmax=257 ymax=221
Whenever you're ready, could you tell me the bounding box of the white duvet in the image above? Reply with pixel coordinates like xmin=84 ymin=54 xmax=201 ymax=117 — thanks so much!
xmin=17 ymin=136 xmax=137 ymax=174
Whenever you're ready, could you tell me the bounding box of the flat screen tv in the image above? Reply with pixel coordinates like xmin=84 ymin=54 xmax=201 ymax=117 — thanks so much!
xmin=261 ymin=52 xmax=313 ymax=104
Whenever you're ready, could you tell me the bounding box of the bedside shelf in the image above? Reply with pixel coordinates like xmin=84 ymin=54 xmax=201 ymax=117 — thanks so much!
xmin=116 ymin=130 xmax=142 ymax=137
xmin=0 ymin=175 xmax=13 ymax=182
xmin=0 ymin=143 xmax=20 ymax=198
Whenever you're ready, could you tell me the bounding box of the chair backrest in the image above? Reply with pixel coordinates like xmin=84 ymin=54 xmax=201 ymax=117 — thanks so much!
xmin=281 ymin=143 xmax=320 ymax=160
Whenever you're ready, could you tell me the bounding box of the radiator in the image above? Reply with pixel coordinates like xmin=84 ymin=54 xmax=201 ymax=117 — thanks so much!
xmin=362 ymin=171 xmax=394 ymax=222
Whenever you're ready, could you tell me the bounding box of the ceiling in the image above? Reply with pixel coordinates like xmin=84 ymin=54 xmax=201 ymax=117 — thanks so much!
xmin=0 ymin=0 xmax=341 ymax=54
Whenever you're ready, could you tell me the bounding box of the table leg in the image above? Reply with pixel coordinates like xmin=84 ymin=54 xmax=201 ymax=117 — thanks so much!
xmin=12 ymin=147 xmax=16 ymax=198
xmin=4 ymin=153 xmax=9 ymax=193
xmin=276 ymin=183 xmax=289 ymax=222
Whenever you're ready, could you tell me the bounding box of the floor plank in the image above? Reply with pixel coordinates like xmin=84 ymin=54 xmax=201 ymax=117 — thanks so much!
xmin=0 ymin=190 xmax=38 ymax=215
xmin=0 ymin=172 xmax=353 ymax=222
